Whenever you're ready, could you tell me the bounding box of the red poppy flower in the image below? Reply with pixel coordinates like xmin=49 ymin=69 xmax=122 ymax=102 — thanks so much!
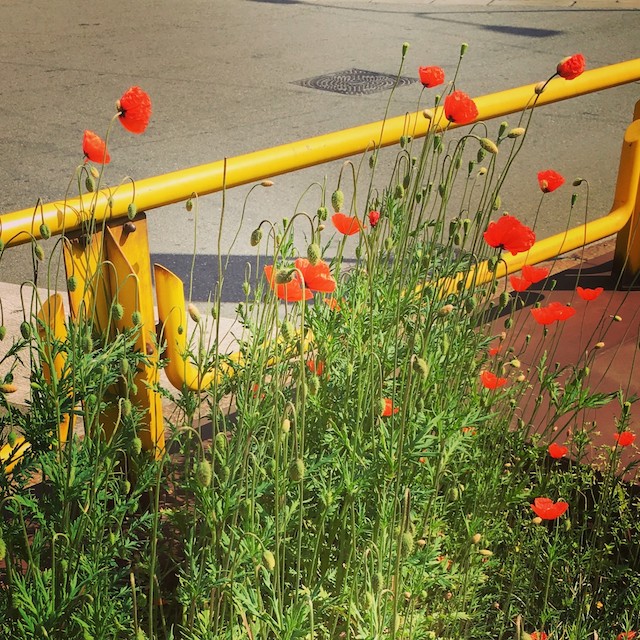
xmin=510 ymin=275 xmax=531 ymax=292
xmin=307 ymin=359 xmax=325 ymax=376
xmin=483 ymin=215 xmax=536 ymax=256
xmin=368 ymin=210 xmax=381 ymax=227
xmin=617 ymin=632 xmax=637 ymax=640
xmin=294 ymin=258 xmax=337 ymax=294
xmin=462 ymin=426 xmax=477 ymax=435
xmin=418 ymin=66 xmax=445 ymax=88
xmin=531 ymin=497 xmax=569 ymax=520
xmin=82 ymin=130 xmax=111 ymax=164
xmin=548 ymin=442 xmax=568 ymax=459
xmin=443 ymin=90 xmax=479 ymax=125
xmin=537 ymin=170 xmax=565 ymax=193
xmin=531 ymin=632 xmax=548 ymax=640
xmin=480 ymin=370 xmax=507 ymax=389
xmin=614 ymin=431 xmax=635 ymax=447
xmin=576 ymin=286 xmax=604 ymax=301
xmin=521 ymin=264 xmax=549 ymax=284
xmin=381 ymin=398 xmax=399 ymax=417
xmin=264 ymin=265 xmax=312 ymax=302
xmin=531 ymin=301 xmax=576 ymax=325
xmin=557 ymin=54 xmax=586 ymax=80
xmin=117 ymin=86 xmax=152 ymax=134
xmin=488 ymin=345 xmax=501 ymax=357
xmin=332 ymin=213 xmax=362 ymax=236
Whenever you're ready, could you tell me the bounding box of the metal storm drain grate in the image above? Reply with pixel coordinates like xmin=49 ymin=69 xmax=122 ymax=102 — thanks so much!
xmin=293 ymin=68 xmax=417 ymax=96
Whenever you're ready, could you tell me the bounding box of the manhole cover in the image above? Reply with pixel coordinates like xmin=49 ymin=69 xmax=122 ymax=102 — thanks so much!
xmin=293 ymin=68 xmax=417 ymax=95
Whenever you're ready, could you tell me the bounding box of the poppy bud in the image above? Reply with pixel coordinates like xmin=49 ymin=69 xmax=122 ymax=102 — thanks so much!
xmin=215 ymin=431 xmax=228 ymax=454
xmin=400 ymin=135 xmax=408 ymax=148
xmin=289 ymin=457 xmax=305 ymax=481
xmin=0 ymin=326 xmax=6 ymax=341
xmin=468 ymin=160 xmax=476 ymax=175
xmin=465 ymin=296 xmax=477 ymax=313
xmin=571 ymin=193 xmax=578 ymax=207
xmin=39 ymin=223 xmax=51 ymax=240
xmin=317 ymin=206 xmax=328 ymax=221
xmin=402 ymin=42 xmax=410 ymax=57
xmin=371 ymin=572 xmax=385 ymax=592
xmin=263 ymin=550 xmax=276 ymax=571
xmin=508 ymin=127 xmax=526 ymax=138
xmin=242 ymin=281 xmax=250 ymax=296
xmin=85 ymin=175 xmax=96 ymax=192
xmin=112 ymin=303 xmax=124 ymax=321
xmin=460 ymin=42 xmax=468 ymax=57
xmin=535 ymin=81 xmax=546 ymax=94
xmin=196 ymin=459 xmax=212 ymax=488
xmin=504 ymin=317 xmax=513 ymax=329
xmin=250 ymin=228 xmax=263 ymax=247
xmin=67 ymin=275 xmax=78 ymax=292
xmin=122 ymin=398 xmax=132 ymax=417
xmin=130 ymin=382 xmax=138 ymax=396
xmin=499 ymin=292 xmax=510 ymax=309
xmin=479 ymin=549 xmax=493 ymax=557
xmin=439 ymin=304 xmax=454 ymax=316
xmin=20 ymin=321 xmax=32 ymax=340
xmin=471 ymin=533 xmax=482 ymax=544
xmin=275 ymin=268 xmax=295 ymax=285
xmin=187 ymin=303 xmax=201 ymax=324
xmin=413 ymin=357 xmax=429 ymax=379
xmin=185 ymin=198 xmax=193 ymax=212
xmin=331 ymin=189 xmax=344 ymax=212
xmin=90 ymin=166 xmax=100 ymax=179
xmin=281 ymin=418 xmax=291 ymax=434
xmin=384 ymin=237 xmax=394 ymax=251
xmin=261 ymin=180 xmax=274 ymax=187
xmin=120 ymin=358 xmax=130 ymax=376
xmin=395 ymin=184 xmax=405 ymax=199
xmin=480 ymin=138 xmax=499 ymax=155
xmin=82 ymin=332 xmax=93 ymax=353
xmin=34 ymin=244 xmax=45 ymax=261
xmin=307 ymin=243 xmax=321 ymax=265
xmin=127 ymin=203 xmax=137 ymax=220
xmin=400 ymin=532 xmax=415 ymax=557
xmin=0 ymin=538 xmax=5 ymax=562
xmin=131 ymin=437 xmax=142 ymax=456
xmin=131 ymin=310 xmax=142 ymax=326
xmin=7 ymin=431 xmax=16 ymax=446
xmin=493 ymin=195 xmax=501 ymax=210
xmin=308 ymin=376 xmax=320 ymax=396
xmin=477 ymin=148 xmax=486 ymax=163
xmin=369 ymin=152 xmax=377 ymax=169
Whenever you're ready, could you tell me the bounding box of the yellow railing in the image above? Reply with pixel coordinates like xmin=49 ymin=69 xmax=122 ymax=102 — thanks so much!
xmin=2 ymin=59 xmax=640 ymax=248
xmin=2 ymin=58 xmax=640 ymax=465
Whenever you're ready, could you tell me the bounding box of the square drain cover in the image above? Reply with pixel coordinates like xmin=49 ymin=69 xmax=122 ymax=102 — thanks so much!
xmin=293 ymin=68 xmax=417 ymax=95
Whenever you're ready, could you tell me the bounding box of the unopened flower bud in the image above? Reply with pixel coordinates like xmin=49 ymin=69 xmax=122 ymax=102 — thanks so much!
xmin=281 ymin=418 xmax=291 ymax=434
xmin=331 ymin=189 xmax=344 ymax=212
xmin=534 ymin=81 xmax=546 ymax=94
xmin=131 ymin=437 xmax=142 ymax=456
xmin=493 ymin=195 xmax=501 ymax=210
xmin=400 ymin=531 xmax=415 ymax=557
xmin=34 ymin=244 xmax=45 ymax=261
xmin=20 ymin=321 xmax=32 ymax=340
xmin=510 ymin=359 xmax=521 ymax=368
xmin=289 ymin=458 xmax=305 ymax=482
xmin=127 ymin=203 xmax=137 ymax=220
xmin=263 ymin=549 xmax=276 ymax=571
xmin=250 ymin=228 xmax=263 ymax=246
xmin=196 ymin=459 xmax=212 ymax=487
xmin=479 ymin=549 xmax=493 ymax=557
xmin=187 ymin=303 xmax=201 ymax=324
xmin=439 ymin=304 xmax=454 ymax=316
xmin=275 ymin=268 xmax=295 ymax=285
xmin=460 ymin=42 xmax=468 ymax=57
xmin=67 ymin=275 xmax=78 ymax=292
xmin=402 ymin=42 xmax=410 ymax=57
xmin=532 ymin=516 xmax=543 ymax=525
xmin=185 ymin=198 xmax=193 ymax=212
xmin=307 ymin=243 xmax=321 ymax=265
xmin=573 ymin=178 xmax=584 ymax=187
xmin=307 ymin=376 xmax=320 ymax=396
xmin=111 ymin=303 xmax=124 ymax=321
xmin=507 ymin=127 xmax=526 ymax=138
xmin=478 ymin=167 xmax=487 ymax=176
xmin=471 ymin=533 xmax=482 ymax=544
xmin=413 ymin=357 xmax=429 ymax=379
xmin=480 ymin=138 xmax=499 ymax=155
xmin=261 ymin=180 xmax=274 ymax=187
xmin=498 ymin=121 xmax=509 ymax=137
xmin=317 ymin=206 xmax=328 ymax=221
xmin=0 ymin=326 xmax=6 ymax=341
xmin=122 ymin=398 xmax=132 ymax=417
xmin=39 ymin=223 xmax=51 ymax=240
xmin=131 ymin=310 xmax=142 ymax=326
xmin=85 ymin=175 xmax=96 ymax=192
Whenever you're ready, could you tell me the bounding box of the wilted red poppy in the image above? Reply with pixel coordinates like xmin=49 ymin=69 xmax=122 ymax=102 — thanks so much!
xmin=117 ymin=86 xmax=152 ymax=134
xmin=368 ymin=210 xmax=381 ymax=227
xmin=557 ymin=54 xmax=586 ymax=80
xmin=483 ymin=215 xmax=536 ymax=256
xmin=307 ymin=359 xmax=325 ymax=376
xmin=614 ymin=431 xmax=635 ymax=447
xmin=521 ymin=264 xmax=549 ymax=284
xmin=530 ymin=632 xmax=548 ymax=640
xmin=531 ymin=301 xmax=576 ymax=325
xmin=510 ymin=275 xmax=531 ymax=292
xmin=576 ymin=286 xmax=603 ymax=301
xmin=531 ymin=497 xmax=569 ymax=520
xmin=480 ymin=370 xmax=507 ymax=389
xmin=443 ymin=90 xmax=479 ymax=125
xmin=537 ymin=170 xmax=565 ymax=193
xmin=418 ymin=66 xmax=445 ymax=88
xmin=332 ymin=213 xmax=362 ymax=236
xmin=264 ymin=265 xmax=312 ymax=302
xmin=294 ymin=258 xmax=337 ymax=293
xmin=82 ymin=130 xmax=111 ymax=164
xmin=324 ymin=297 xmax=341 ymax=311
xmin=548 ymin=442 xmax=568 ymax=459
xmin=617 ymin=632 xmax=637 ymax=640
xmin=381 ymin=398 xmax=399 ymax=416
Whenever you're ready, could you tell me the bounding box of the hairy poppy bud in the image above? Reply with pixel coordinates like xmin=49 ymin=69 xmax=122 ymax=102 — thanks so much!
xmin=187 ymin=303 xmax=201 ymax=324
xmin=261 ymin=180 xmax=274 ymax=187
xmin=477 ymin=148 xmax=486 ymax=163
xmin=20 ymin=321 xmax=32 ymax=340
xmin=127 ymin=203 xmax=137 ymax=220
xmin=275 ymin=268 xmax=295 ymax=285
xmin=196 ymin=459 xmax=212 ymax=488
xmin=0 ymin=538 xmax=5 ymax=562
xmin=120 ymin=358 xmax=130 ymax=376
xmin=471 ymin=533 xmax=482 ymax=544
xmin=289 ymin=458 xmax=305 ymax=482
xmin=413 ymin=357 xmax=429 ymax=379
xmin=402 ymin=42 xmax=410 ymax=57
xmin=460 ymin=42 xmax=468 ymax=57
xmin=185 ymin=198 xmax=194 ymax=212
xmin=67 ymin=275 xmax=78 ymax=292
xmin=508 ymin=127 xmax=526 ymax=138
xmin=281 ymin=320 xmax=295 ymax=342
xmin=331 ymin=189 xmax=344 ymax=212
xmin=131 ymin=437 xmax=142 ymax=456
xmin=85 ymin=175 xmax=95 ymax=192
xmin=307 ymin=376 xmax=320 ymax=396
xmin=131 ymin=310 xmax=142 ymax=326
xmin=307 ymin=243 xmax=321 ymax=265
xmin=400 ymin=532 xmax=414 ymax=557
xmin=317 ymin=206 xmax=328 ymax=221
xmin=281 ymin=418 xmax=291 ymax=434
xmin=39 ymin=223 xmax=51 ymax=240
xmin=480 ymin=138 xmax=499 ymax=155
xmin=395 ymin=184 xmax=405 ymax=199
xmin=34 ymin=244 xmax=45 ymax=261
xmin=263 ymin=549 xmax=276 ymax=571
xmin=0 ymin=326 xmax=6 ymax=341
xmin=112 ymin=303 xmax=124 ymax=321
xmin=250 ymin=228 xmax=263 ymax=247
xmin=122 ymin=398 xmax=132 ymax=417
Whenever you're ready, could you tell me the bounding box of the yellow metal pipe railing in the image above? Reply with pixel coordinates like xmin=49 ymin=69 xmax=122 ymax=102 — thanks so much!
xmin=2 ymin=59 xmax=640 ymax=248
